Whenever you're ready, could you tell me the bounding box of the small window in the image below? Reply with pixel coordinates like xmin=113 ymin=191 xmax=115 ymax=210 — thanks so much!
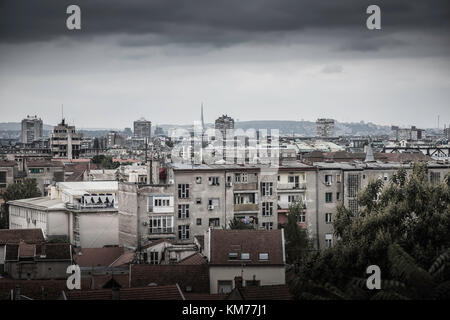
xmin=196 ymin=218 xmax=202 ymax=226
xmin=228 ymin=253 xmax=238 ymax=260
xmin=241 ymin=253 xmax=250 ymax=260
xmin=195 ymin=198 xmax=202 ymax=204
xmin=259 ymin=253 xmax=269 ymax=261
xmin=195 ymin=177 xmax=202 ymax=184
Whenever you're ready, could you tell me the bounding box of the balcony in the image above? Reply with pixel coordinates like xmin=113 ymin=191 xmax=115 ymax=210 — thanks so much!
xmin=65 ymin=203 xmax=117 ymax=211
xmin=233 ymin=182 xmax=258 ymax=191
xmin=234 ymin=203 xmax=259 ymax=212
xmin=277 ymin=182 xmax=306 ymax=191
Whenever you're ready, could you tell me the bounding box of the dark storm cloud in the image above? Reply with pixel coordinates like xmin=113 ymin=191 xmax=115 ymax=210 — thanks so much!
xmin=0 ymin=0 xmax=449 ymax=46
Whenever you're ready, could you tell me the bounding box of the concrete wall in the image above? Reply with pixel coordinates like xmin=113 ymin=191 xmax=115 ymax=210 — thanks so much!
xmin=209 ymin=265 xmax=285 ymax=294
xmin=77 ymin=212 xmax=119 ymax=248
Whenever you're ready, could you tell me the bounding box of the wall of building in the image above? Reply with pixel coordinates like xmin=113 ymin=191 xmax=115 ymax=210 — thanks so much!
xmin=209 ymin=265 xmax=285 ymax=294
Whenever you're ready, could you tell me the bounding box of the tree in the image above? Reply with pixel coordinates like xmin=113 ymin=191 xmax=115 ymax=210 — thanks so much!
xmin=228 ymin=217 xmax=255 ymax=230
xmin=0 ymin=178 xmax=41 ymax=229
xmin=284 ymin=199 xmax=312 ymax=265
xmin=91 ymin=155 xmax=120 ymax=169
xmin=290 ymin=162 xmax=450 ymax=300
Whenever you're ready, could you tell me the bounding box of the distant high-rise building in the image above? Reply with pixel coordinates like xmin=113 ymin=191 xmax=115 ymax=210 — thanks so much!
xmin=316 ymin=118 xmax=335 ymax=137
xmin=215 ymin=114 xmax=234 ymax=138
xmin=50 ymin=119 xmax=83 ymax=159
xmin=107 ymin=131 xmax=125 ymax=148
xmin=390 ymin=125 xmax=424 ymax=141
xmin=134 ymin=118 xmax=152 ymax=139
xmin=123 ymin=127 xmax=133 ymax=137
xmin=21 ymin=115 xmax=43 ymax=144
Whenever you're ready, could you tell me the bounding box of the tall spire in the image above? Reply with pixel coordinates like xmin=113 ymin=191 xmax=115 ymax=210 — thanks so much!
xmin=201 ymin=102 xmax=205 ymax=132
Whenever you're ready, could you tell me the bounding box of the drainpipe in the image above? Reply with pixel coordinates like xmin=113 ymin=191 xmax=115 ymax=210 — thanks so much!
xmin=315 ymin=167 xmax=320 ymax=250
xmin=136 ymin=186 xmax=141 ymax=263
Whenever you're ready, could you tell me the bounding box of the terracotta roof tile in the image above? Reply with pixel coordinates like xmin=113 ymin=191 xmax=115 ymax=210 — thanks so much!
xmin=235 ymin=284 xmax=293 ymax=300
xmin=209 ymin=229 xmax=284 ymax=266
xmin=178 ymin=253 xmax=207 ymax=265
xmin=74 ymin=247 xmax=124 ymax=267
xmin=130 ymin=264 xmax=209 ymax=293
xmin=0 ymin=229 xmax=44 ymax=245
xmin=66 ymin=285 xmax=183 ymax=300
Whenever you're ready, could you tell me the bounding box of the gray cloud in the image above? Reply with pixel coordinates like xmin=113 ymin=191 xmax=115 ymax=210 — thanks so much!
xmin=1 ymin=0 xmax=449 ymax=47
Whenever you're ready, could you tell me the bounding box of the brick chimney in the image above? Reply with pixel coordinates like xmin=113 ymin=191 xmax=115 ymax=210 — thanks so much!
xmin=234 ymin=276 xmax=243 ymax=289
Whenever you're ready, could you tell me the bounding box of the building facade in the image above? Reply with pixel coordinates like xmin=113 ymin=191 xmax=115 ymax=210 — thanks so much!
xmin=21 ymin=115 xmax=43 ymax=144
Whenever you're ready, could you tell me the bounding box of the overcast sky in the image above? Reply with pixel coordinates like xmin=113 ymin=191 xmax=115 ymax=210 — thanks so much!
xmin=0 ymin=0 xmax=449 ymax=129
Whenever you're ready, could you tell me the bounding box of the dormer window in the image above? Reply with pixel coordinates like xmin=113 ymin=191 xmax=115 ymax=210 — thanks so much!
xmin=228 ymin=252 xmax=238 ymax=260
xmin=259 ymin=253 xmax=269 ymax=261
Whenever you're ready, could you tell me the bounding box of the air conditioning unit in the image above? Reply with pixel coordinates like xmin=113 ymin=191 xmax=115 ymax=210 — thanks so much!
xmin=226 ymin=182 xmax=233 ymax=187
xmin=207 ymin=205 xmax=214 ymax=210
xmin=325 ymin=181 xmax=332 ymax=186
xmin=168 ymin=179 xmax=174 ymax=184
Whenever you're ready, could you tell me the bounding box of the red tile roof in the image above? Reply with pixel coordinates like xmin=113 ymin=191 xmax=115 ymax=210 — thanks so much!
xmin=85 ymin=274 xmax=130 ymax=290
xmin=66 ymin=285 xmax=184 ymax=300
xmin=178 ymin=253 xmax=207 ymax=265
xmin=0 ymin=229 xmax=44 ymax=245
xmin=74 ymin=247 xmax=124 ymax=267
xmin=141 ymin=238 xmax=173 ymax=249
xmin=185 ymin=293 xmax=227 ymax=300
xmin=209 ymin=229 xmax=284 ymax=266
xmin=0 ymin=160 xmax=17 ymax=167
xmin=0 ymin=279 xmax=69 ymax=300
xmin=5 ymin=242 xmax=72 ymax=261
xmin=27 ymin=160 xmax=64 ymax=168
xmin=130 ymin=264 xmax=210 ymax=293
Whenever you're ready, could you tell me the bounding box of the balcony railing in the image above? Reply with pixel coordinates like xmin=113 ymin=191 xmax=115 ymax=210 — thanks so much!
xmin=277 ymin=182 xmax=307 ymax=190
xmin=234 ymin=203 xmax=259 ymax=212
xmin=66 ymin=203 xmax=117 ymax=210
xmin=233 ymin=182 xmax=258 ymax=191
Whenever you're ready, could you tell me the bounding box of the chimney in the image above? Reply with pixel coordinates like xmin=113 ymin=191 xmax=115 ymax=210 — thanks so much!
xmin=234 ymin=276 xmax=243 ymax=289
xmin=112 ymin=287 xmax=120 ymax=300
xmin=14 ymin=286 xmax=21 ymax=300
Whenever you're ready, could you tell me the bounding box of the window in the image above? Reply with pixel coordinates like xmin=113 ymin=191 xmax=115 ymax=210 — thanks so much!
xmin=196 ymin=218 xmax=202 ymax=226
xmin=209 ymin=218 xmax=220 ymax=227
xmin=195 ymin=198 xmax=202 ymax=204
xmin=178 ymin=184 xmax=190 ymax=198
xmin=336 ymin=192 xmax=340 ymax=201
xmin=178 ymin=204 xmax=190 ymax=219
xmin=325 ymin=174 xmax=333 ymax=184
xmin=348 ymin=174 xmax=360 ymax=197
xmin=234 ymin=173 xmax=241 ymax=183
xmin=430 ymin=172 xmax=441 ymax=184
xmin=208 ymin=198 xmax=220 ymax=209
xmin=241 ymin=253 xmax=250 ymax=260
xmin=218 ymin=281 xmax=233 ymax=294
xmin=195 ymin=176 xmax=202 ymax=184
xmin=288 ymin=195 xmax=299 ymax=203
xmin=259 ymin=253 xmax=269 ymax=261
xmin=325 ymin=192 xmax=333 ymax=203
xmin=336 ymin=174 xmax=341 ymax=183
xmin=150 ymin=252 xmax=159 ymax=265
xmin=0 ymin=171 xmax=6 ymax=188
xmin=208 ymin=176 xmax=220 ymax=186
xmin=325 ymin=234 xmax=333 ymax=248
xmin=325 ymin=213 xmax=332 ymax=224
xmin=262 ymin=222 xmax=273 ymax=230
xmin=299 ymin=212 xmax=306 ymax=223
xmin=262 ymin=202 xmax=273 ymax=216
xmin=348 ymin=199 xmax=358 ymax=214
xmin=228 ymin=252 xmax=238 ymax=260
xmin=261 ymin=182 xmax=273 ymax=196
xmin=149 ymin=216 xmax=174 ymax=234
xmin=178 ymin=225 xmax=190 ymax=240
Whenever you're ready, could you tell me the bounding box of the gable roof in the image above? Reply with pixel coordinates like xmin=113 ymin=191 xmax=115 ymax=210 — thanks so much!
xmin=0 ymin=229 xmax=45 ymax=245
xmin=178 ymin=253 xmax=207 ymax=265
xmin=130 ymin=264 xmax=209 ymax=293
xmin=5 ymin=242 xmax=71 ymax=262
xmin=209 ymin=229 xmax=284 ymax=266
xmin=74 ymin=246 xmax=124 ymax=267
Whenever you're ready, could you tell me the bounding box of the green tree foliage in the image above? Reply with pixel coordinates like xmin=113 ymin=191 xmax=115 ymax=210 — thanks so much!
xmin=0 ymin=178 xmax=41 ymax=229
xmin=291 ymin=162 xmax=450 ymax=300
xmin=285 ymin=199 xmax=312 ymax=265
xmin=91 ymin=155 xmax=120 ymax=169
xmin=228 ymin=217 xmax=255 ymax=230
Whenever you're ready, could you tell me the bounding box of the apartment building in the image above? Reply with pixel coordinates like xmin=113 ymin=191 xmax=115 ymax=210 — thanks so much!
xmin=50 ymin=119 xmax=83 ymax=159
xmin=8 ymin=181 xmax=119 ymax=248
xmin=21 ymin=115 xmax=43 ymax=144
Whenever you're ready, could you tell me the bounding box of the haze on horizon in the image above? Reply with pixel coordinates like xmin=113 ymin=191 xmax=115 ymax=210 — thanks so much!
xmin=0 ymin=0 xmax=449 ymax=129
